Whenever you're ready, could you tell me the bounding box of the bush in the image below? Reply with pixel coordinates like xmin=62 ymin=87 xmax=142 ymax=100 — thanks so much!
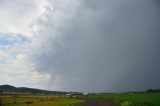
xmin=26 ymin=101 xmax=33 ymax=105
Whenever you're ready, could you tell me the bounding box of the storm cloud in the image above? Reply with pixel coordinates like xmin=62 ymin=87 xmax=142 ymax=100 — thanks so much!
xmin=30 ymin=0 xmax=160 ymax=92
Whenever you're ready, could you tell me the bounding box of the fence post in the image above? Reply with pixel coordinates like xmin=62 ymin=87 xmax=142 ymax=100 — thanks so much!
xmin=13 ymin=94 xmax=17 ymax=106
xmin=0 ymin=98 xmax=2 ymax=106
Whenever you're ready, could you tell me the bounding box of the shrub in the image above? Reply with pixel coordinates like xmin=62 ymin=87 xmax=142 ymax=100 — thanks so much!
xmin=26 ymin=101 xmax=33 ymax=105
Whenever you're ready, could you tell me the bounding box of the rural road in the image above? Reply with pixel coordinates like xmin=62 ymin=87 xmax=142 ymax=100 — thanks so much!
xmin=79 ymin=100 xmax=120 ymax=106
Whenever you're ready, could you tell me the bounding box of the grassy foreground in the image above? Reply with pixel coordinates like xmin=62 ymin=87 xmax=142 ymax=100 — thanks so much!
xmin=0 ymin=95 xmax=84 ymax=106
xmin=0 ymin=93 xmax=160 ymax=106
xmin=88 ymin=93 xmax=160 ymax=106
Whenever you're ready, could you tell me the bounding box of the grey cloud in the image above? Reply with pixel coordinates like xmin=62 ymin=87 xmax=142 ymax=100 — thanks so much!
xmin=0 ymin=0 xmax=45 ymax=35
xmin=31 ymin=0 xmax=160 ymax=92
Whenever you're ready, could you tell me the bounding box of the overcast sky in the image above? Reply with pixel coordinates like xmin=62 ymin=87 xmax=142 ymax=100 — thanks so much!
xmin=0 ymin=0 xmax=160 ymax=92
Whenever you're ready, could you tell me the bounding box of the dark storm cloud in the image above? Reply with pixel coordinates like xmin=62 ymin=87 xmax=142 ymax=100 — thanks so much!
xmin=31 ymin=0 xmax=160 ymax=92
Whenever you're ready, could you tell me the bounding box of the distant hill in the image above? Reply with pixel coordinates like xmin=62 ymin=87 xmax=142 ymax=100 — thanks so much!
xmin=0 ymin=85 xmax=16 ymax=90
xmin=0 ymin=85 xmax=67 ymax=95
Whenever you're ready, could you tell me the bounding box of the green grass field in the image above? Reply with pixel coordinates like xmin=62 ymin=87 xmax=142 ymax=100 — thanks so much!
xmin=88 ymin=93 xmax=160 ymax=106
xmin=0 ymin=93 xmax=160 ymax=106
xmin=0 ymin=95 xmax=84 ymax=106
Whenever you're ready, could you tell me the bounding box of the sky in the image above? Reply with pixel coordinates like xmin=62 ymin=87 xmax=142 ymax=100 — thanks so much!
xmin=0 ymin=0 xmax=160 ymax=93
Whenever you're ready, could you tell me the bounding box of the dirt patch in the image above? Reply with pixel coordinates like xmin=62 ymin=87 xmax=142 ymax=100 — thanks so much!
xmin=79 ymin=100 xmax=120 ymax=106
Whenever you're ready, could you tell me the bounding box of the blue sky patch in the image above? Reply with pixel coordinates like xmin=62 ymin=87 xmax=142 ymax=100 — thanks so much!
xmin=0 ymin=59 xmax=6 ymax=64
xmin=0 ymin=33 xmax=31 ymax=45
